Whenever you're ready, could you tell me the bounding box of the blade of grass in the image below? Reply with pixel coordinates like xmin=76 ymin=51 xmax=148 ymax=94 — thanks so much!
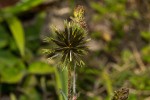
xmin=101 ymin=70 xmax=113 ymax=99
xmin=60 ymin=89 xmax=68 ymax=100
xmin=10 ymin=93 xmax=17 ymax=100
xmin=6 ymin=16 xmax=25 ymax=56
xmin=54 ymin=67 xmax=68 ymax=100
xmin=2 ymin=0 xmax=43 ymax=14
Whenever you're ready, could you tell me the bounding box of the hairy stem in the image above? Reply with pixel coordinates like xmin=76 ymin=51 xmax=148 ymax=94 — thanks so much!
xmin=72 ymin=63 xmax=77 ymax=100
xmin=68 ymin=65 xmax=72 ymax=100
xmin=73 ymin=64 xmax=76 ymax=94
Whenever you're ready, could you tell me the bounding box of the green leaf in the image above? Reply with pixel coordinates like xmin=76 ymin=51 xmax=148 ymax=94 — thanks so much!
xmin=101 ymin=70 xmax=113 ymax=99
xmin=25 ymin=12 xmax=46 ymax=51
xmin=0 ymin=25 xmax=9 ymax=48
xmin=0 ymin=38 xmax=8 ymax=48
xmin=129 ymin=72 xmax=150 ymax=90
xmin=128 ymin=94 xmax=137 ymax=100
xmin=23 ymin=75 xmax=37 ymax=87
xmin=54 ymin=67 xmax=68 ymax=100
xmin=141 ymin=31 xmax=150 ymax=42
xmin=141 ymin=46 xmax=150 ymax=63
xmin=0 ymin=50 xmax=18 ymax=66
xmin=60 ymin=89 xmax=68 ymax=100
xmin=90 ymin=2 xmax=107 ymax=15
xmin=6 ymin=16 xmax=25 ymax=56
xmin=25 ymin=12 xmax=46 ymax=36
xmin=1 ymin=60 xmax=26 ymax=83
xmin=19 ymin=88 xmax=42 ymax=100
xmin=121 ymin=49 xmax=133 ymax=62
xmin=10 ymin=93 xmax=17 ymax=100
xmin=2 ymin=0 xmax=43 ymax=14
xmin=28 ymin=62 xmax=54 ymax=75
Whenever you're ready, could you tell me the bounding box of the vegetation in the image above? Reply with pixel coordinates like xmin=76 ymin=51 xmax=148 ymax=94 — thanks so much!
xmin=43 ymin=5 xmax=89 ymax=100
xmin=0 ymin=0 xmax=150 ymax=100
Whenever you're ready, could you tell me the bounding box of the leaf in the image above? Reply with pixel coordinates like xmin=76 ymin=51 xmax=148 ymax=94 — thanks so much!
xmin=54 ymin=67 xmax=68 ymax=100
xmin=6 ymin=16 xmax=25 ymax=56
xmin=101 ymin=70 xmax=113 ymax=99
xmin=1 ymin=60 xmax=26 ymax=83
xmin=128 ymin=94 xmax=137 ymax=100
xmin=10 ymin=93 xmax=17 ymax=100
xmin=60 ymin=89 xmax=68 ymax=100
xmin=121 ymin=49 xmax=133 ymax=62
xmin=90 ymin=2 xmax=107 ymax=15
xmin=0 ymin=25 xmax=9 ymax=48
xmin=0 ymin=50 xmax=18 ymax=67
xmin=0 ymin=38 xmax=8 ymax=48
xmin=28 ymin=62 xmax=54 ymax=75
xmin=25 ymin=12 xmax=46 ymax=36
xmin=141 ymin=46 xmax=150 ymax=63
xmin=25 ymin=12 xmax=46 ymax=51
xmin=19 ymin=88 xmax=42 ymax=100
xmin=141 ymin=31 xmax=150 ymax=42
xmin=2 ymin=0 xmax=43 ymax=14
xmin=129 ymin=72 xmax=150 ymax=90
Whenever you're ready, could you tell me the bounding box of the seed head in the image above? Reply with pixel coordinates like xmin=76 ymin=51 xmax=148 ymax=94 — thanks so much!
xmin=43 ymin=6 xmax=89 ymax=67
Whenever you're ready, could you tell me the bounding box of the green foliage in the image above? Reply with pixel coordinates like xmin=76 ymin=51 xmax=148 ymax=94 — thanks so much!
xmin=1 ymin=0 xmax=43 ymax=15
xmin=129 ymin=71 xmax=150 ymax=90
xmin=0 ymin=0 xmax=44 ymax=56
xmin=10 ymin=93 xmax=17 ymax=100
xmin=55 ymin=68 xmax=68 ymax=100
xmin=19 ymin=88 xmax=42 ymax=100
xmin=141 ymin=46 xmax=150 ymax=63
xmin=128 ymin=94 xmax=137 ymax=100
xmin=0 ymin=25 xmax=9 ymax=48
xmin=0 ymin=51 xmax=26 ymax=83
xmin=121 ymin=50 xmax=133 ymax=62
xmin=6 ymin=16 xmax=25 ymax=56
xmin=1 ymin=61 xmax=26 ymax=83
xmin=101 ymin=70 xmax=113 ymax=98
xmin=90 ymin=0 xmax=127 ymax=16
xmin=28 ymin=62 xmax=54 ymax=75
xmin=0 ymin=1 xmax=57 ymax=99
xmin=0 ymin=0 xmax=150 ymax=100
xmin=141 ymin=31 xmax=150 ymax=42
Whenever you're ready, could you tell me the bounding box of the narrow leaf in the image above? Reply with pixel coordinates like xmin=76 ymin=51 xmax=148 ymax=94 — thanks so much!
xmin=101 ymin=70 xmax=113 ymax=99
xmin=10 ymin=93 xmax=17 ymax=100
xmin=54 ymin=67 xmax=68 ymax=100
xmin=6 ymin=16 xmax=25 ymax=56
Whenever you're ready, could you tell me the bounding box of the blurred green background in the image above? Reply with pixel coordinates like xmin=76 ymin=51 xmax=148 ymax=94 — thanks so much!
xmin=0 ymin=0 xmax=150 ymax=100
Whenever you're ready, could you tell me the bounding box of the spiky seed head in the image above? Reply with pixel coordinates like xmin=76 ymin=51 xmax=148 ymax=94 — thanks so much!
xmin=43 ymin=6 xmax=89 ymax=67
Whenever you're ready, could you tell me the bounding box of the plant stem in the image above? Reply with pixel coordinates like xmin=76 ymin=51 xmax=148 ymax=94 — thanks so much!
xmin=68 ymin=64 xmax=71 ymax=100
xmin=73 ymin=64 xmax=76 ymax=94
xmin=73 ymin=63 xmax=77 ymax=100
